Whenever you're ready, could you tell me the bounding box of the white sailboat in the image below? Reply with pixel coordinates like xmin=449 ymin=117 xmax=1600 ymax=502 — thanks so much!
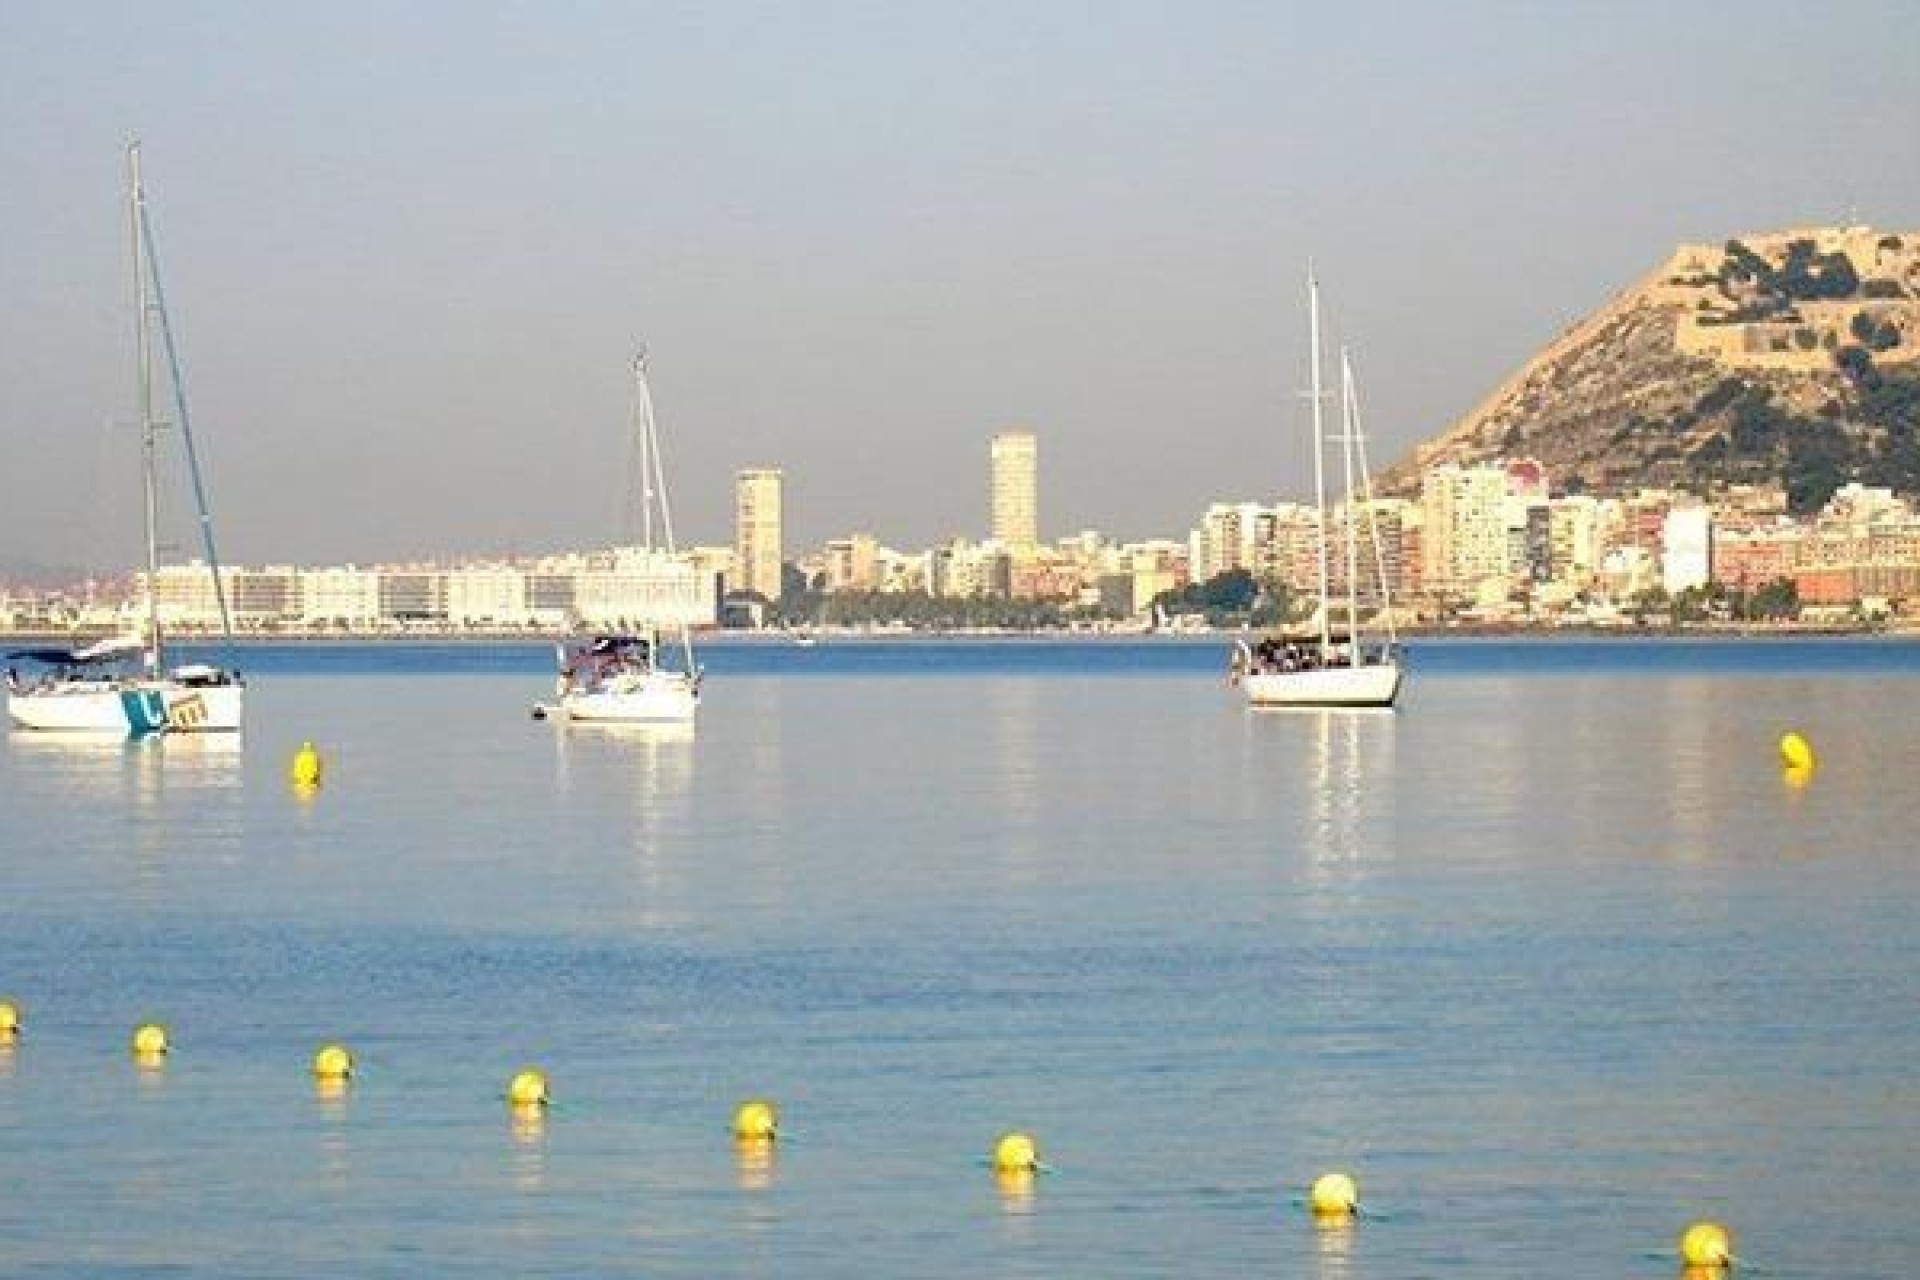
xmin=7 ymin=143 xmax=244 ymax=735
xmin=533 ymin=351 xmax=700 ymax=724
xmin=1234 ymin=271 xmax=1404 ymax=709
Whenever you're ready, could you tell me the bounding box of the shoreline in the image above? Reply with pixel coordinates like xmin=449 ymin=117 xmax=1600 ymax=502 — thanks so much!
xmin=0 ymin=623 xmax=1905 ymax=647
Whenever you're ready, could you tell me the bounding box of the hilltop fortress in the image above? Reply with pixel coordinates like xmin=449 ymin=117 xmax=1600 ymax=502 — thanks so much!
xmin=1386 ymin=225 xmax=1920 ymax=501
xmin=1661 ymin=226 xmax=1919 ymax=369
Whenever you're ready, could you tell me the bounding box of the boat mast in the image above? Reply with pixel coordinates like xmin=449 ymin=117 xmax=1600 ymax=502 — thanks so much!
xmin=130 ymin=142 xmax=240 ymax=671
xmin=1338 ymin=348 xmax=1362 ymax=654
xmin=1346 ymin=352 xmax=1399 ymax=651
xmin=130 ymin=143 xmax=162 ymax=674
xmin=634 ymin=349 xmax=655 ymax=555
xmin=632 ymin=350 xmax=696 ymax=673
xmin=1307 ymin=268 xmax=1331 ymax=657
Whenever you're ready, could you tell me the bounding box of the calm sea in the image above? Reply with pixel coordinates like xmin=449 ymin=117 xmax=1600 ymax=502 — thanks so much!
xmin=2 ymin=637 xmax=1917 ymax=1277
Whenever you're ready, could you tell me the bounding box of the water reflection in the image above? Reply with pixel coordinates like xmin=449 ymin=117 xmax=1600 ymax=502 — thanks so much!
xmin=733 ymin=1136 xmax=777 ymax=1192
xmin=550 ymin=721 xmax=695 ymax=816
xmin=1248 ymin=708 xmax=1397 ymax=870
xmin=7 ymin=730 xmax=242 ymax=808
xmin=994 ymin=1166 xmax=1037 ymax=1214
xmin=508 ymin=1103 xmax=548 ymax=1193
xmin=989 ymin=680 xmax=1041 ymax=823
xmin=312 ymin=1081 xmax=353 ymax=1189
xmin=1311 ymin=1212 xmax=1354 ymax=1280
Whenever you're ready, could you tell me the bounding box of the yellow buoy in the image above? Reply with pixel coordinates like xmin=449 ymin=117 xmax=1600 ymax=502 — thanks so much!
xmin=1679 ymin=1221 xmax=1733 ymax=1268
xmin=131 ymin=1022 xmax=170 ymax=1056
xmin=506 ymin=1067 xmax=550 ymax=1107
xmin=289 ymin=741 xmax=323 ymax=787
xmin=992 ymin=1131 xmax=1039 ymax=1174
xmin=1309 ymin=1171 xmax=1359 ymax=1216
xmin=0 ymin=1000 xmax=20 ymax=1035
xmin=733 ymin=1099 xmax=779 ymax=1141
xmin=1778 ymin=731 xmax=1814 ymax=771
xmin=312 ymin=1043 xmax=354 ymax=1080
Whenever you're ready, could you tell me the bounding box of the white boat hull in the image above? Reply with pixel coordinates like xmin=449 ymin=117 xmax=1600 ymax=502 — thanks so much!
xmin=8 ymin=681 xmax=244 ymax=734
xmin=557 ymin=672 xmax=698 ymax=723
xmin=1243 ymin=662 xmax=1403 ymax=709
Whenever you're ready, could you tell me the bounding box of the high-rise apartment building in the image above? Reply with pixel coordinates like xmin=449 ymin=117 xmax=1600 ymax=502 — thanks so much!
xmin=1420 ymin=463 xmax=1510 ymax=597
xmin=734 ymin=468 xmax=784 ymax=601
xmin=990 ymin=430 xmax=1038 ymax=550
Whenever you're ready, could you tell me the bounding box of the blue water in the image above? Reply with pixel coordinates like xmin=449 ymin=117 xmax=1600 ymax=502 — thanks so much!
xmin=2 ymin=637 xmax=1918 ymax=1276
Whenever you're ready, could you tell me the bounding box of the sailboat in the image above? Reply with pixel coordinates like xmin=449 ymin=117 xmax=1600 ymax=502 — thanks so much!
xmin=533 ymin=351 xmax=701 ymax=724
xmin=6 ymin=143 xmax=244 ymax=735
xmin=1232 ymin=271 xmax=1403 ymax=709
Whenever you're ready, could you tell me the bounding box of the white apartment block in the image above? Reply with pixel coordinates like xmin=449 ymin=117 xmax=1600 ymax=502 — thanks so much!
xmin=1420 ymin=464 xmax=1510 ymax=597
xmin=1662 ymin=504 xmax=1713 ymax=596
xmin=141 ymin=549 xmax=717 ymax=632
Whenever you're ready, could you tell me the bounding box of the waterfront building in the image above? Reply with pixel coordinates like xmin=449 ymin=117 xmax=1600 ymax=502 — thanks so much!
xmin=1192 ymin=501 xmax=1271 ymax=581
xmin=1548 ymin=496 xmax=1603 ymax=591
xmin=569 ymin=546 xmax=713 ymax=628
xmin=823 ymin=533 xmax=880 ymax=592
xmin=149 ymin=562 xmax=227 ymax=628
xmin=301 ymin=567 xmax=381 ymax=628
xmin=1420 ymin=464 xmax=1509 ymax=600
xmin=446 ymin=564 xmax=527 ymax=627
xmin=931 ymin=538 xmax=1011 ymax=598
xmin=1662 ymin=502 xmax=1713 ymax=595
xmin=734 ymin=468 xmax=784 ymax=602
xmin=378 ymin=569 xmax=448 ymax=625
xmin=990 ymin=431 xmax=1038 ymax=551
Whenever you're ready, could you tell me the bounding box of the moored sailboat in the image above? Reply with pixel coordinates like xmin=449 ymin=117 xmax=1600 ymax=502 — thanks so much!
xmin=532 ymin=351 xmax=700 ymax=724
xmin=7 ymin=143 xmax=243 ymax=735
xmin=1233 ymin=271 xmax=1403 ymax=709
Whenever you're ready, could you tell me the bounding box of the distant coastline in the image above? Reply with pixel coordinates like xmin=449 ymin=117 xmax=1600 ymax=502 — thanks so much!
xmin=0 ymin=621 xmax=1902 ymax=647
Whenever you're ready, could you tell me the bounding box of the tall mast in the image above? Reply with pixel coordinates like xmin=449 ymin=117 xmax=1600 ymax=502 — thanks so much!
xmin=634 ymin=349 xmax=655 ymax=554
xmin=1347 ymin=352 xmax=1399 ymax=650
xmin=130 ymin=142 xmax=162 ymax=672
xmin=1307 ymin=268 xmax=1331 ymax=656
xmin=633 ymin=349 xmax=695 ymax=673
xmin=1339 ymin=348 xmax=1362 ymax=653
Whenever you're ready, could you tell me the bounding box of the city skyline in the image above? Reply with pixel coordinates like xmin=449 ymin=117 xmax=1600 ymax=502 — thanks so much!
xmin=3 ymin=4 xmax=1917 ymax=573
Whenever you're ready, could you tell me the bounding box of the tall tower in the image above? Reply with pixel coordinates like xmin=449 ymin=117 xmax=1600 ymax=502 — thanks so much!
xmin=734 ymin=468 xmax=784 ymax=600
xmin=990 ymin=430 xmax=1037 ymax=550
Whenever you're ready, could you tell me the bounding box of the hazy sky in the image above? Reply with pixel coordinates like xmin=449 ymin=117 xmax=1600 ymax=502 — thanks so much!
xmin=3 ymin=1 xmax=1916 ymax=572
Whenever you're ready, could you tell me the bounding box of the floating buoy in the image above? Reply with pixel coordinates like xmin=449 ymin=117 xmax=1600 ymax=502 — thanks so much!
xmin=1778 ymin=731 xmax=1814 ymax=771
xmin=992 ymin=1131 xmax=1039 ymax=1174
xmin=312 ymin=1043 xmax=354 ymax=1080
xmin=507 ymin=1068 xmax=550 ymax=1107
xmin=1679 ymin=1221 xmax=1733 ymax=1268
xmin=131 ymin=1022 xmax=170 ymax=1056
xmin=289 ymin=741 xmax=323 ymax=787
xmin=1782 ymin=762 xmax=1814 ymax=790
xmin=733 ymin=1099 xmax=779 ymax=1141
xmin=0 ymin=1000 xmax=20 ymax=1035
xmin=1309 ymin=1172 xmax=1359 ymax=1216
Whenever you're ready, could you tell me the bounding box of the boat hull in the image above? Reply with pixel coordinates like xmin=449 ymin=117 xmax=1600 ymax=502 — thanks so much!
xmin=558 ymin=674 xmax=698 ymax=723
xmin=1242 ymin=662 xmax=1403 ymax=709
xmin=7 ymin=681 xmax=244 ymax=734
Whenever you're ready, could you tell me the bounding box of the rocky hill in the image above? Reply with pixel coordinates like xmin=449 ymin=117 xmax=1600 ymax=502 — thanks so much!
xmin=1380 ymin=226 xmax=1920 ymax=512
